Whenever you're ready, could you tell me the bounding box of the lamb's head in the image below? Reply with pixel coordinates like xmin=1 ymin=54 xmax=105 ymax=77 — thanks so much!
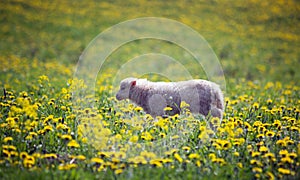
xmin=116 ymin=77 xmax=137 ymax=100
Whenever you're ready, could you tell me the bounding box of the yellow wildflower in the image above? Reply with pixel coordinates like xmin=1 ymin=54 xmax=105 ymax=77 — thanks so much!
xmin=67 ymin=140 xmax=80 ymax=148
xmin=174 ymin=153 xmax=183 ymax=163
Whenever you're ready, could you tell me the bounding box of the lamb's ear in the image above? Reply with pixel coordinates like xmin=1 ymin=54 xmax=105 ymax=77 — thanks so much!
xmin=130 ymin=80 xmax=136 ymax=87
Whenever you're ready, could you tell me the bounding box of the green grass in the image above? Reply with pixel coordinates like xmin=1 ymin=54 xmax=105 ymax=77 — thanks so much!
xmin=1 ymin=0 xmax=299 ymax=82
xmin=0 ymin=0 xmax=299 ymax=179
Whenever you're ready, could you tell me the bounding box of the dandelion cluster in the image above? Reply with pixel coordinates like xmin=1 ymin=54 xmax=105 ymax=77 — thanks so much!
xmin=1 ymin=73 xmax=299 ymax=179
xmin=0 ymin=0 xmax=299 ymax=178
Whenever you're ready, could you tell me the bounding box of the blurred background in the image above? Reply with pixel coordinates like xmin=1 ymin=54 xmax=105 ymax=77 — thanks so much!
xmin=0 ymin=0 xmax=299 ymax=88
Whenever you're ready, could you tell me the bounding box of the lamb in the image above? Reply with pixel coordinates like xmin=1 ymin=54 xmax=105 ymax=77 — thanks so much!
xmin=116 ymin=77 xmax=224 ymax=119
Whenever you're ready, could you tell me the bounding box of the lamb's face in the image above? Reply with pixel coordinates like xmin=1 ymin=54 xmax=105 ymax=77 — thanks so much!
xmin=116 ymin=78 xmax=136 ymax=100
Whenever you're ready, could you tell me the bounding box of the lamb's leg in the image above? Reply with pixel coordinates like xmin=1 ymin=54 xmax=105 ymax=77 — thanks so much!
xmin=148 ymin=94 xmax=167 ymax=117
xmin=210 ymin=105 xmax=223 ymax=120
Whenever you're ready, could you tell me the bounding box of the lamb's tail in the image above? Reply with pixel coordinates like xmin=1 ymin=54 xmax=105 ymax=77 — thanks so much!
xmin=214 ymin=86 xmax=224 ymax=111
xmin=212 ymin=84 xmax=224 ymax=111
xmin=209 ymin=84 xmax=224 ymax=120
xmin=215 ymin=88 xmax=225 ymax=110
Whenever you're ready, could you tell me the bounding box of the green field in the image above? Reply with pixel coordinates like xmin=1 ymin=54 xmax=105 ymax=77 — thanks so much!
xmin=0 ymin=0 xmax=299 ymax=179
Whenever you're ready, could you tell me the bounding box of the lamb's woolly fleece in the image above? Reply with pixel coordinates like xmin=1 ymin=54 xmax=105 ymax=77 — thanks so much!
xmin=116 ymin=78 xmax=224 ymax=119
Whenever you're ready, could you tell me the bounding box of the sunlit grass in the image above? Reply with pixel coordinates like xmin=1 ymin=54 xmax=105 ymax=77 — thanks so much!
xmin=0 ymin=72 xmax=299 ymax=179
xmin=0 ymin=0 xmax=299 ymax=179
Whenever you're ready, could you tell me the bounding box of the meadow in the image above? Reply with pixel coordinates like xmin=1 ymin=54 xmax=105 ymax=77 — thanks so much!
xmin=0 ymin=0 xmax=299 ymax=179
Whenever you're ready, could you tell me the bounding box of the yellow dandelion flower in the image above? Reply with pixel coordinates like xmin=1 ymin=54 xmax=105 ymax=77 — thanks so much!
xmin=43 ymin=153 xmax=57 ymax=159
xmin=180 ymin=101 xmax=190 ymax=108
xmin=233 ymin=138 xmax=245 ymax=146
xmin=174 ymin=153 xmax=183 ymax=163
xmin=56 ymin=123 xmax=67 ymax=130
xmin=129 ymin=135 xmax=139 ymax=143
xmin=278 ymin=168 xmax=291 ymax=175
xmin=111 ymin=157 xmax=120 ymax=164
xmin=43 ymin=125 xmax=53 ymax=132
xmin=58 ymin=163 xmax=78 ymax=171
xmin=198 ymin=130 xmax=210 ymax=143
xmin=150 ymin=159 xmax=163 ymax=167
xmin=259 ymin=146 xmax=269 ymax=153
xmin=279 ymin=149 xmax=289 ymax=157
xmin=61 ymin=134 xmax=72 ymax=141
xmin=252 ymin=102 xmax=259 ymax=109
xmin=32 ymin=153 xmax=41 ymax=159
xmin=164 ymin=106 xmax=173 ymax=111
xmin=280 ymin=157 xmax=294 ymax=164
xmin=283 ymin=90 xmax=292 ymax=96
xmin=196 ymin=160 xmax=201 ymax=167
xmin=20 ymin=152 xmax=28 ymax=159
xmin=212 ymin=158 xmax=226 ymax=166
xmin=265 ymin=172 xmax=275 ymax=180
xmin=98 ymin=152 xmax=110 ymax=158
xmin=114 ymin=169 xmax=123 ymax=175
xmin=48 ymin=101 xmax=55 ymax=106
xmin=171 ymin=135 xmax=180 ymax=140
xmin=60 ymin=106 xmax=67 ymax=111
xmin=159 ymin=133 xmax=166 ymax=138
xmin=237 ymin=163 xmax=243 ymax=168
xmin=38 ymin=75 xmax=49 ymax=82
xmin=291 ymin=126 xmax=299 ymax=132
xmin=266 ymin=131 xmax=275 ymax=137
xmin=251 ymin=151 xmax=260 ymax=157
xmin=252 ymin=167 xmax=262 ymax=173
xmin=256 ymin=133 xmax=264 ymax=139
xmin=286 ymin=140 xmax=294 ymax=146
xmin=2 ymin=149 xmax=10 ymax=158
xmin=276 ymin=139 xmax=286 ymax=147
xmin=2 ymin=145 xmax=16 ymax=151
xmin=211 ymin=117 xmax=221 ymax=126
xmin=114 ymin=134 xmax=122 ymax=141
xmin=91 ymin=157 xmax=104 ymax=164
xmin=254 ymin=174 xmax=260 ymax=179
xmin=3 ymin=137 xmax=13 ymax=143
xmin=272 ymin=120 xmax=281 ymax=129
xmin=253 ymin=121 xmax=262 ymax=127
xmin=81 ymin=137 xmax=88 ymax=143
xmin=75 ymin=155 xmax=86 ymax=161
xmin=182 ymin=146 xmax=191 ymax=152
xmin=23 ymin=156 xmax=35 ymax=168
xmin=141 ymin=131 xmax=153 ymax=141
xmin=288 ymin=117 xmax=296 ymax=124
xmin=188 ymin=153 xmax=200 ymax=159
xmin=212 ymin=142 xmax=221 ymax=150
xmin=10 ymin=151 xmax=18 ymax=158
xmin=134 ymin=106 xmax=143 ymax=112
xmin=264 ymin=153 xmax=276 ymax=162
xmin=288 ymin=152 xmax=297 ymax=159
xmin=220 ymin=140 xmax=231 ymax=150
xmin=170 ymin=114 xmax=179 ymax=120
xmin=67 ymin=140 xmax=80 ymax=148
xmin=250 ymin=159 xmax=263 ymax=167
xmin=233 ymin=152 xmax=240 ymax=157
xmin=267 ymin=99 xmax=273 ymax=104
xmin=209 ymin=153 xmax=216 ymax=160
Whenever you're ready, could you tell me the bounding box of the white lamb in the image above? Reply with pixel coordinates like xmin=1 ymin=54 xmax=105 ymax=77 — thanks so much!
xmin=116 ymin=77 xmax=224 ymax=119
